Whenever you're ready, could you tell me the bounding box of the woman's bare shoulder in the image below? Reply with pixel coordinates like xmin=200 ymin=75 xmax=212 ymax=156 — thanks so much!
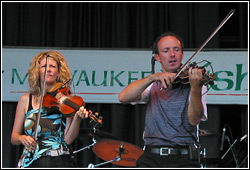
xmin=18 ymin=93 xmax=30 ymax=103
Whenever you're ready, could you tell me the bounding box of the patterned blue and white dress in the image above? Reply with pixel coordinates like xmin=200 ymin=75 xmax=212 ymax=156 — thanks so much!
xmin=18 ymin=94 xmax=69 ymax=168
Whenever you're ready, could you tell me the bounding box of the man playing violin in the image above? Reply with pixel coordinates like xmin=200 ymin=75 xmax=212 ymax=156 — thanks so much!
xmin=119 ymin=32 xmax=208 ymax=168
xmin=11 ymin=51 xmax=90 ymax=168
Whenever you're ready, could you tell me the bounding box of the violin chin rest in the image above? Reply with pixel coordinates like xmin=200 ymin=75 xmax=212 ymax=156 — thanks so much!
xmin=44 ymin=106 xmax=60 ymax=114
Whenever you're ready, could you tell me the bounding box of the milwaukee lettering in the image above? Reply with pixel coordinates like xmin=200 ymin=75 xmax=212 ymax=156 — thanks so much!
xmin=11 ymin=64 xmax=247 ymax=91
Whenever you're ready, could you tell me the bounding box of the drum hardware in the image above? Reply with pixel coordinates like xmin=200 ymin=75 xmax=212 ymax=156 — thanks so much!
xmin=199 ymin=129 xmax=220 ymax=137
xmin=200 ymin=147 xmax=207 ymax=168
xmin=73 ymin=127 xmax=117 ymax=154
xmin=220 ymin=134 xmax=248 ymax=168
xmin=200 ymin=147 xmax=221 ymax=168
xmin=221 ymin=136 xmax=239 ymax=167
xmin=74 ymin=121 xmax=145 ymax=167
xmin=78 ymin=128 xmax=117 ymax=141
xmin=92 ymin=139 xmax=144 ymax=167
xmin=87 ymin=141 xmax=125 ymax=168
xmin=73 ymin=137 xmax=97 ymax=154
xmin=87 ymin=156 xmax=121 ymax=168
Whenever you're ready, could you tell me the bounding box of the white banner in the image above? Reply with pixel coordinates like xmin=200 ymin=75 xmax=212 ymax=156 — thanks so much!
xmin=2 ymin=48 xmax=248 ymax=104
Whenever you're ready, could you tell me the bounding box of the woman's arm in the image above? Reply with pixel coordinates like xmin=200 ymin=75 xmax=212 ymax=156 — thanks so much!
xmin=11 ymin=94 xmax=36 ymax=149
xmin=64 ymin=106 xmax=90 ymax=144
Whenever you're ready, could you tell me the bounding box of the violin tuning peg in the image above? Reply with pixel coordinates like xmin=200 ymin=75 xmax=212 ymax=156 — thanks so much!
xmin=209 ymin=73 xmax=216 ymax=80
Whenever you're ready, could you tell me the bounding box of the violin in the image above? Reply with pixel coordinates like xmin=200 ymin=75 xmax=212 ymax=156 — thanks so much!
xmin=42 ymin=82 xmax=102 ymax=124
xmin=173 ymin=62 xmax=216 ymax=86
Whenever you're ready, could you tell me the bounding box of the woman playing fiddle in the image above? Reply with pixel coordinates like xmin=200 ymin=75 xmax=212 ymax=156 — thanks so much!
xmin=11 ymin=51 xmax=89 ymax=168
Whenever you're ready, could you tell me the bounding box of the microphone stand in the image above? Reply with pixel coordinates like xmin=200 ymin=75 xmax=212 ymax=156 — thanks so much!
xmin=221 ymin=136 xmax=239 ymax=167
xmin=151 ymin=55 xmax=155 ymax=74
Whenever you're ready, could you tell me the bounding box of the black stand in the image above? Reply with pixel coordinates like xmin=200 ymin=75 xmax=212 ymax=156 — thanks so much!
xmin=87 ymin=142 xmax=125 ymax=168
xmin=221 ymin=136 xmax=239 ymax=167
xmin=73 ymin=138 xmax=96 ymax=154
xmin=87 ymin=156 xmax=121 ymax=168
xmin=151 ymin=56 xmax=155 ymax=74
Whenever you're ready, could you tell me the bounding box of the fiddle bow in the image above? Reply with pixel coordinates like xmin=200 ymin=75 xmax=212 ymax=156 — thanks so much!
xmin=175 ymin=9 xmax=235 ymax=79
xmin=17 ymin=54 xmax=50 ymax=168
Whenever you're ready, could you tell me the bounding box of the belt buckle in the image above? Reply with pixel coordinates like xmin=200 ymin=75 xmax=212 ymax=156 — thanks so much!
xmin=50 ymin=150 xmax=58 ymax=157
xmin=47 ymin=147 xmax=69 ymax=157
xmin=50 ymin=147 xmax=63 ymax=156
xmin=160 ymin=147 xmax=173 ymax=156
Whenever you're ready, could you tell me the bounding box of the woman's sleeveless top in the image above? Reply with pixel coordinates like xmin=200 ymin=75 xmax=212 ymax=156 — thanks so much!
xmin=18 ymin=94 xmax=68 ymax=167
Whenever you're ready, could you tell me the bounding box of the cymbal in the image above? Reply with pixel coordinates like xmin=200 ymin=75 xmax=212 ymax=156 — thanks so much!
xmin=92 ymin=139 xmax=144 ymax=167
xmin=78 ymin=128 xmax=118 ymax=141
xmin=199 ymin=129 xmax=220 ymax=137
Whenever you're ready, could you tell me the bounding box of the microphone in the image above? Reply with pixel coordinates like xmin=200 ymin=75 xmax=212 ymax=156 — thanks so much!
xmin=220 ymin=127 xmax=226 ymax=151
xmin=151 ymin=55 xmax=155 ymax=74
xmin=151 ymin=44 xmax=156 ymax=74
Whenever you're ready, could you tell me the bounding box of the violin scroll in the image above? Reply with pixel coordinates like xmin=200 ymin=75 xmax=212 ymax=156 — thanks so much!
xmin=89 ymin=112 xmax=103 ymax=127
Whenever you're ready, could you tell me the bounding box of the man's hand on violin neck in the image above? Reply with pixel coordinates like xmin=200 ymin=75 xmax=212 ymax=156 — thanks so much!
xmin=188 ymin=67 xmax=203 ymax=89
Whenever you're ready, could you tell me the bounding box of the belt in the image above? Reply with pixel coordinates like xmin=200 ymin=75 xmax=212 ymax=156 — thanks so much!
xmin=145 ymin=146 xmax=189 ymax=156
xmin=44 ymin=148 xmax=70 ymax=157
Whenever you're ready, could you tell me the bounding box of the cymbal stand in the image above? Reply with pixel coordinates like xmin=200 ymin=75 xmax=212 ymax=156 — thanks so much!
xmin=200 ymin=147 xmax=207 ymax=168
xmin=87 ymin=156 xmax=121 ymax=168
xmin=73 ymin=137 xmax=97 ymax=154
xmin=221 ymin=136 xmax=239 ymax=167
xmin=87 ymin=142 xmax=125 ymax=168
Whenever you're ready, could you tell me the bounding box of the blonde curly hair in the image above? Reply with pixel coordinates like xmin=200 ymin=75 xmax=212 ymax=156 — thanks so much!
xmin=27 ymin=51 xmax=72 ymax=96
